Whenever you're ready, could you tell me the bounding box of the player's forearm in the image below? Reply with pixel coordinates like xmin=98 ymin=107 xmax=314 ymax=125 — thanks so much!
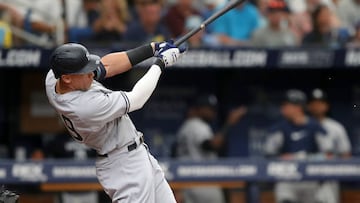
xmin=125 ymin=64 xmax=162 ymax=112
xmin=101 ymin=43 xmax=155 ymax=78
xmin=101 ymin=52 xmax=132 ymax=78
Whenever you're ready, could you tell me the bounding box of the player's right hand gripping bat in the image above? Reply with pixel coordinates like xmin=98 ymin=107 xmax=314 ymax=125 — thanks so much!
xmin=174 ymin=0 xmax=247 ymax=46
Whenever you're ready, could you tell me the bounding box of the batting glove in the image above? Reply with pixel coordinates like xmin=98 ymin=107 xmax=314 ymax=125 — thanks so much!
xmin=154 ymin=41 xmax=186 ymax=68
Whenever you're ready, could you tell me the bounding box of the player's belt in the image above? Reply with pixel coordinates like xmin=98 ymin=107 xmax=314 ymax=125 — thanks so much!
xmin=97 ymin=135 xmax=144 ymax=157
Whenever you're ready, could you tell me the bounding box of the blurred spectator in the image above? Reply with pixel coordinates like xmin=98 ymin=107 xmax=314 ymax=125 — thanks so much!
xmin=0 ymin=2 xmax=23 ymax=28
xmin=183 ymin=15 xmax=204 ymax=48
xmin=336 ymin=0 xmax=360 ymax=35
xmin=0 ymin=8 xmax=12 ymax=48
xmin=0 ymin=2 xmax=25 ymax=47
xmin=306 ymin=0 xmax=336 ymax=12
xmin=211 ymin=1 xmax=261 ymax=46
xmin=0 ymin=2 xmax=22 ymax=47
xmin=1 ymin=0 xmax=63 ymax=47
xmin=307 ymin=88 xmax=351 ymax=203
xmin=199 ymin=0 xmax=226 ymax=33
xmin=286 ymin=0 xmax=340 ymax=44
xmin=306 ymin=0 xmax=341 ymax=26
xmin=302 ymin=4 xmax=348 ymax=47
xmin=255 ymin=0 xmax=270 ymax=28
xmin=286 ymin=0 xmax=313 ymax=44
xmin=251 ymin=0 xmax=297 ymax=47
xmin=164 ymin=0 xmax=200 ymax=38
xmin=174 ymin=94 xmax=247 ymax=203
xmin=92 ymin=0 xmax=130 ymax=42
xmin=347 ymin=21 xmax=360 ymax=47
xmin=192 ymin=0 xmax=224 ymax=13
xmin=264 ymin=89 xmax=330 ymax=203
xmin=64 ymin=0 xmax=100 ymax=43
xmin=123 ymin=0 xmax=170 ymax=44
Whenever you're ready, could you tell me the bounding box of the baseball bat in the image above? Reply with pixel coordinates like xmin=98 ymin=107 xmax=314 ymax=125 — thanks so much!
xmin=174 ymin=0 xmax=246 ymax=46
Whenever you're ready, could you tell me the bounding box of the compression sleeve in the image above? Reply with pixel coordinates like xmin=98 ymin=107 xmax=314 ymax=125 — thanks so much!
xmin=125 ymin=64 xmax=162 ymax=112
xmin=126 ymin=44 xmax=154 ymax=66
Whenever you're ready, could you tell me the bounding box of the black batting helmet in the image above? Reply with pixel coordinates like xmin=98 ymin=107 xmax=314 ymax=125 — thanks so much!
xmin=49 ymin=43 xmax=101 ymax=78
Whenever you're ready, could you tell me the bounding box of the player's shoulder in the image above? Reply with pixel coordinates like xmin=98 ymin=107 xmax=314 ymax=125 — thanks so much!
xmin=268 ymin=119 xmax=288 ymax=131
xmin=184 ymin=117 xmax=208 ymax=128
xmin=323 ymin=117 xmax=347 ymax=132
xmin=323 ymin=117 xmax=343 ymax=126
xmin=76 ymin=85 xmax=128 ymax=118
xmin=179 ymin=117 xmax=211 ymax=134
xmin=76 ymin=85 xmax=113 ymax=107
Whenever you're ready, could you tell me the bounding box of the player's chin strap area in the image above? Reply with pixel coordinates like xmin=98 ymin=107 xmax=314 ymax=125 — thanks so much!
xmin=97 ymin=135 xmax=144 ymax=158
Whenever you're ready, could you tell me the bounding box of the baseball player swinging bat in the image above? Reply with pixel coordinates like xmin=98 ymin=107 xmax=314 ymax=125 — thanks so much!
xmin=174 ymin=0 xmax=246 ymax=46
xmin=45 ymin=1 xmax=246 ymax=203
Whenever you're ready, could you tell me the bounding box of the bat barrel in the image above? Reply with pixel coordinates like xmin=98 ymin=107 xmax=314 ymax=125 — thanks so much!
xmin=174 ymin=0 xmax=244 ymax=46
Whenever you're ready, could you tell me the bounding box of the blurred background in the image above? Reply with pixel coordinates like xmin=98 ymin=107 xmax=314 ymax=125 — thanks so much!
xmin=0 ymin=0 xmax=360 ymax=202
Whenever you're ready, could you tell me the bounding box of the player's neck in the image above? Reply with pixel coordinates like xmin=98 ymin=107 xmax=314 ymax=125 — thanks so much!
xmin=56 ymin=80 xmax=75 ymax=94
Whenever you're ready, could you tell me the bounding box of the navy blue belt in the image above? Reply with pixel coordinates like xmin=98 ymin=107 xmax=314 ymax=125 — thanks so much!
xmin=98 ymin=136 xmax=144 ymax=157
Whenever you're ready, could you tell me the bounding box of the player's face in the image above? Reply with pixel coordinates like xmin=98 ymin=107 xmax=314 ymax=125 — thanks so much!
xmin=70 ymin=72 xmax=94 ymax=91
xmin=199 ymin=106 xmax=217 ymax=122
xmin=280 ymin=102 xmax=302 ymax=120
xmin=308 ymin=100 xmax=329 ymax=117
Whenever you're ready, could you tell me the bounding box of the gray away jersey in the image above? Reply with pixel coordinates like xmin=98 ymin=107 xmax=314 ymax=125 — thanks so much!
xmin=45 ymin=70 xmax=141 ymax=155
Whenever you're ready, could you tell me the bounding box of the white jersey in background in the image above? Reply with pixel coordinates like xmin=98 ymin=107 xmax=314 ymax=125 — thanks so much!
xmin=315 ymin=117 xmax=351 ymax=203
xmin=45 ymin=70 xmax=141 ymax=155
xmin=175 ymin=117 xmax=225 ymax=203
xmin=321 ymin=117 xmax=351 ymax=155
xmin=176 ymin=117 xmax=217 ymax=160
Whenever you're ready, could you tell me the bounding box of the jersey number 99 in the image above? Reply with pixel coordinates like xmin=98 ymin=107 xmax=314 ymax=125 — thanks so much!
xmin=61 ymin=115 xmax=83 ymax=142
